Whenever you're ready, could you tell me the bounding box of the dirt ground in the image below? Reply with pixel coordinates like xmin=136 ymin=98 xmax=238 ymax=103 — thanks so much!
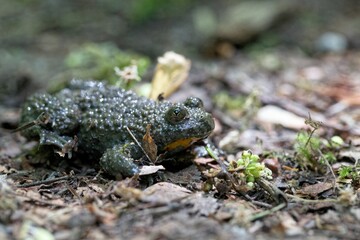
xmin=1 ymin=1 xmax=360 ymax=239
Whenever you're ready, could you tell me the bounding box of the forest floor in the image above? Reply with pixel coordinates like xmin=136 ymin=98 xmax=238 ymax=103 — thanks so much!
xmin=1 ymin=49 xmax=360 ymax=240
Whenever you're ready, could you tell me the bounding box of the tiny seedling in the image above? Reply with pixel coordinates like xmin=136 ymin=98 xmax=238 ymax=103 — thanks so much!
xmin=339 ymin=165 xmax=360 ymax=187
xmin=229 ymin=150 xmax=272 ymax=188
xmin=295 ymin=113 xmax=344 ymax=171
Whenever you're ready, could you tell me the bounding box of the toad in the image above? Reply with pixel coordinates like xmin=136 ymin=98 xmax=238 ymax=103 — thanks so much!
xmin=19 ymin=80 xmax=214 ymax=178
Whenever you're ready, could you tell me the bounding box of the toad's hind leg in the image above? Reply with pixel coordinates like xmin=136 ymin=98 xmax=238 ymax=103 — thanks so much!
xmin=39 ymin=129 xmax=78 ymax=158
xmin=19 ymin=93 xmax=80 ymax=158
xmin=100 ymin=144 xmax=140 ymax=179
xmin=19 ymin=93 xmax=80 ymax=138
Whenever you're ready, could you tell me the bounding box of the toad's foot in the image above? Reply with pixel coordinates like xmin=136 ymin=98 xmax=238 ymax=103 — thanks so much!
xmin=100 ymin=143 xmax=140 ymax=179
xmin=39 ymin=130 xmax=78 ymax=158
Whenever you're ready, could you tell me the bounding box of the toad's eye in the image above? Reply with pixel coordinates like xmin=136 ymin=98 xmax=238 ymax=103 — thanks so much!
xmin=165 ymin=106 xmax=188 ymax=124
xmin=184 ymin=97 xmax=203 ymax=108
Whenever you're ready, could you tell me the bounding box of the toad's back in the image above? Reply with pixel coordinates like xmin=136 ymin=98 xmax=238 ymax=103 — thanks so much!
xmin=70 ymin=81 xmax=173 ymax=158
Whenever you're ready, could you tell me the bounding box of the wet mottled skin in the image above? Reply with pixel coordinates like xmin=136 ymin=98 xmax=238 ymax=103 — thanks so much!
xmin=20 ymin=80 xmax=214 ymax=178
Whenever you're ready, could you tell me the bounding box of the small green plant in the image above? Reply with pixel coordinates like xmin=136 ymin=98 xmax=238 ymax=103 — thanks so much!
xmin=339 ymin=166 xmax=355 ymax=178
xmin=295 ymin=131 xmax=321 ymax=168
xmin=214 ymin=91 xmax=246 ymax=111
xmin=229 ymin=150 xmax=272 ymax=188
xmin=294 ymin=114 xmax=344 ymax=171
xmin=213 ymin=90 xmax=260 ymax=130
xmin=65 ymin=42 xmax=150 ymax=88
xmin=127 ymin=0 xmax=192 ymax=23
xmin=339 ymin=165 xmax=360 ymax=181
xmin=326 ymin=136 xmax=345 ymax=148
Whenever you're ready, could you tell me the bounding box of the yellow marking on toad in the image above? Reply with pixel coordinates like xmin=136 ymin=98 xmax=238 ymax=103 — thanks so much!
xmin=164 ymin=138 xmax=201 ymax=152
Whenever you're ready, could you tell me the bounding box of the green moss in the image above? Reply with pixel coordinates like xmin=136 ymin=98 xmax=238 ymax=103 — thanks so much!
xmin=339 ymin=165 xmax=360 ymax=187
xmin=214 ymin=91 xmax=246 ymax=110
xmin=128 ymin=0 xmax=192 ymax=23
xmin=64 ymin=42 xmax=150 ymax=87
xmin=213 ymin=90 xmax=260 ymax=121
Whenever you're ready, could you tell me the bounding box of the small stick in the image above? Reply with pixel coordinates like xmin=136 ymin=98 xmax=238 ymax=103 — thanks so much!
xmin=304 ymin=112 xmax=322 ymax=148
xmin=317 ymin=149 xmax=338 ymax=191
xmin=14 ymin=193 xmax=67 ymax=207
xmin=126 ymin=126 xmax=153 ymax=164
xmin=248 ymin=202 xmax=287 ymax=221
xmin=17 ymin=175 xmax=70 ymax=188
xmin=12 ymin=112 xmax=50 ymax=133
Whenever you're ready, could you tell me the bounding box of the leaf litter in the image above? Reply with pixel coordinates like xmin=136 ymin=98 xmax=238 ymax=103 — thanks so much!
xmin=1 ymin=50 xmax=360 ymax=239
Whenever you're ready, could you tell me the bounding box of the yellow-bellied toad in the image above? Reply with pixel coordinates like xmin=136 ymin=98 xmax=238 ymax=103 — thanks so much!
xmin=19 ymin=80 xmax=214 ymax=178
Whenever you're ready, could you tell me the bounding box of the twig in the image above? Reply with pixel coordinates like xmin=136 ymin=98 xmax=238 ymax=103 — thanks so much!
xmin=305 ymin=128 xmax=317 ymax=148
xmin=65 ymin=182 xmax=84 ymax=204
xmin=286 ymin=194 xmax=338 ymax=203
xmin=256 ymin=178 xmax=288 ymax=205
xmin=126 ymin=126 xmax=153 ymax=164
xmin=205 ymin=145 xmax=228 ymax=173
xmin=304 ymin=112 xmax=322 ymax=148
xmin=11 ymin=192 xmax=67 ymax=207
xmin=249 ymin=200 xmax=273 ymax=208
xmin=16 ymin=175 xmax=70 ymax=188
xmin=317 ymin=149 xmax=338 ymax=191
xmin=248 ymin=202 xmax=287 ymax=221
xmin=12 ymin=112 xmax=50 ymax=133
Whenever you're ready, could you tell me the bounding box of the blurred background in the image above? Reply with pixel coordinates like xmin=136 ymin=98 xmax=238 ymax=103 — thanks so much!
xmin=1 ymin=0 xmax=359 ymax=107
xmin=2 ymin=2 xmax=360 ymax=238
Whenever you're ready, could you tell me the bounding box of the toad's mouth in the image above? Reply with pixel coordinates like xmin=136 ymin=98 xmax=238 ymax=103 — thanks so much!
xmin=163 ymin=137 xmax=202 ymax=152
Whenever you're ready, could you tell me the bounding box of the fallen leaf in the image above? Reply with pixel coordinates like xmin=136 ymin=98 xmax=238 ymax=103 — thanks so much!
xmin=113 ymin=179 xmax=143 ymax=201
xmin=149 ymin=51 xmax=191 ymax=100
xmin=164 ymin=165 xmax=202 ymax=186
xmin=139 ymin=165 xmax=165 ymax=176
xmin=307 ymin=201 xmax=335 ymax=211
xmin=317 ymin=78 xmax=360 ymax=106
xmin=142 ymin=124 xmax=157 ymax=163
xmin=298 ymin=182 xmax=333 ymax=198
xmin=142 ymin=182 xmax=191 ymax=203
xmin=184 ymin=193 xmax=219 ymax=216
xmin=193 ymin=157 xmax=216 ymax=165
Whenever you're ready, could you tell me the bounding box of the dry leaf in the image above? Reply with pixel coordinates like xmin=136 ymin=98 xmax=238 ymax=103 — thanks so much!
xmin=316 ymin=78 xmax=360 ymax=106
xmin=139 ymin=165 xmax=165 ymax=175
xmin=142 ymin=124 xmax=157 ymax=163
xmin=114 ymin=182 xmax=143 ymax=201
xmin=141 ymin=182 xmax=191 ymax=203
xmin=298 ymin=182 xmax=333 ymax=197
xmin=149 ymin=51 xmax=191 ymax=100
xmin=193 ymin=157 xmax=216 ymax=165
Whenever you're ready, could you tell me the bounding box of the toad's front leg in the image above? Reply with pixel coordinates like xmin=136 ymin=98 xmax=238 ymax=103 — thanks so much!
xmin=99 ymin=143 xmax=141 ymax=179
